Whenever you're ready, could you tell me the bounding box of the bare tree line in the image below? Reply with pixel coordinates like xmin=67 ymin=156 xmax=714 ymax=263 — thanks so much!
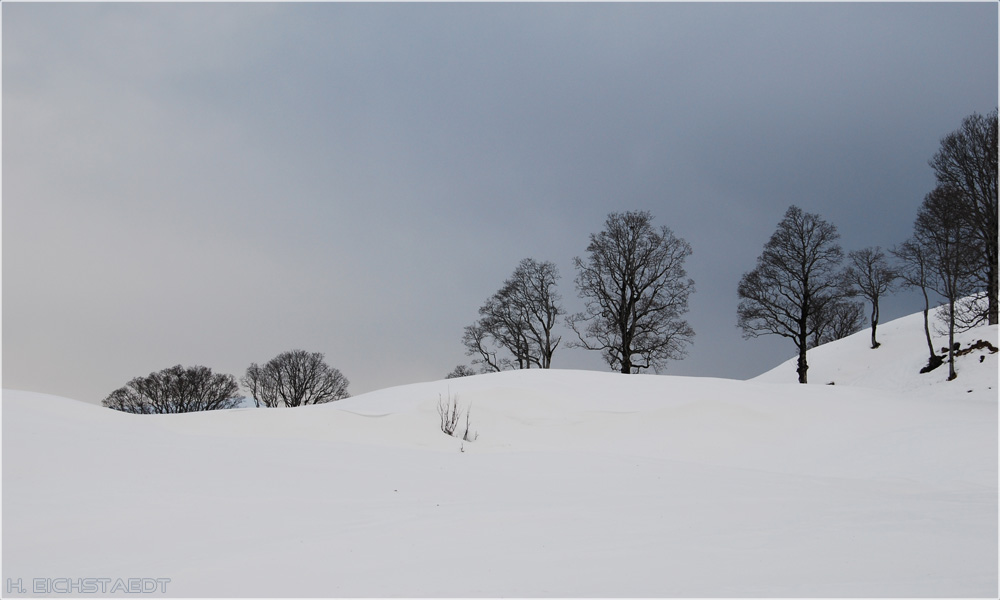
xmin=107 ymin=111 xmax=995 ymax=410
xmin=453 ymin=211 xmax=696 ymax=377
xmin=455 ymin=105 xmax=995 ymax=386
xmin=738 ymin=108 xmax=996 ymax=383
xmin=452 ymin=109 xmax=994 ymax=385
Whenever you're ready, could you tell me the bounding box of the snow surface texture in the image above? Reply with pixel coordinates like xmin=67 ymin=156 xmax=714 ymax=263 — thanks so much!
xmin=3 ymin=310 xmax=997 ymax=597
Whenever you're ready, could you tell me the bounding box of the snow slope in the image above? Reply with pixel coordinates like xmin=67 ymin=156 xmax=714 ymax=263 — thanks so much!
xmin=754 ymin=307 xmax=998 ymax=396
xmin=2 ymin=311 xmax=997 ymax=597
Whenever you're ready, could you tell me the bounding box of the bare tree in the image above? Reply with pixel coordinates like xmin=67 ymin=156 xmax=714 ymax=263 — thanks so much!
xmin=567 ymin=210 xmax=695 ymax=374
xmin=103 ymin=365 xmax=243 ymax=414
xmin=445 ymin=365 xmax=477 ymax=379
xmin=808 ymin=298 xmax=865 ymax=349
xmin=929 ymin=108 xmax=998 ymax=326
xmin=843 ymin=247 xmax=899 ymax=349
xmin=504 ymin=258 xmax=563 ymax=368
xmin=462 ymin=322 xmax=505 ymax=373
xmin=737 ymin=206 xmax=844 ymax=384
xmin=891 ymin=239 xmax=942 ymax=370
xmin=463 ymin=258 xmax=563 ymax=372
xmin=913 ymin=185 xmax=979 ymax=380
xmin=242 ymin=350 xmax=350 ymax=407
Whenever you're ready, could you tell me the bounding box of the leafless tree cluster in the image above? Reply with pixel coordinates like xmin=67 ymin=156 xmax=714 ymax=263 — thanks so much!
xmin=242 ymin=350 xmax=350 ymax=407
xmin=738 ymin=110 xmax=996 ymax=383
xmin=458 ymin=212 xmax=697 ymax=376
xmin=808 ymin=299 xmax=865 ymax=350
xmin=103 ymin=365 xmax=243 ymax=414
xmin=927 ymin=108 xmax=998 ymax=327
xmin=911 ymin=186 xmax=980 ymax=380
xmin=890 ymin=108 xmax=998 ymax=379
xmin=104 ymin=350 xmax=352 ymax=414
xmin=445 ymin=365 xmax=476 ymax=379
xmin=463 ymin=258 xmax=564 ymax=372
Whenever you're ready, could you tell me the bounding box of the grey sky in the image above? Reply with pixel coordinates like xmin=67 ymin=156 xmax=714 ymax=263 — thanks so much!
xmin=3 ymin=2 xmax=997 ymax=403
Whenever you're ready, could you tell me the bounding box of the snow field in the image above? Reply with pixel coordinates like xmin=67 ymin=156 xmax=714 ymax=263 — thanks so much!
xmin=2 ymin=310 xmax=996 ymax=596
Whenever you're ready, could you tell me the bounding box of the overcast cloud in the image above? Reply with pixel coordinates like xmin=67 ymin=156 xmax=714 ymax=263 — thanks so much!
xmin=3 ymin=2 xmax=997 ymax=403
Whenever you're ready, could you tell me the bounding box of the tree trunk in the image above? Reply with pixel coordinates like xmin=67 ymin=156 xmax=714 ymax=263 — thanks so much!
xmin=990 ymin=262 xmax=998 ymax=325
xmin=797 ymin=310 xmax=809 ymax=383
xmin=796 ymin=343 xmax=808 ymax=384
xmin=947 ymin=297 xmax=957 ymax=381
xmin=920 ymin=286 xmax=935 ymax=361
xmin=620 ymin=350 xmax=632 ymax=374
xmin=620 ymin=314 xmax=633 ymax=374
xmin=870 ymin=298 xmax=880 ymax=349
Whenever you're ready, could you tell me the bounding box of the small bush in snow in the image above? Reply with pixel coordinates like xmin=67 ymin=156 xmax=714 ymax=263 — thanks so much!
xmin=437 ymin=391 xmax=477 ymax=442
xmin=438 ymin=393 xmax=461 ymax=436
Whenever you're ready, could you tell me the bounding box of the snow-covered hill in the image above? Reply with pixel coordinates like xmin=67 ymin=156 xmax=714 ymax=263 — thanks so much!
xmin=2 ymin=310 xmax=996 ymax=596
xmin=754 ymin=307 xmax=998 ymax=396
